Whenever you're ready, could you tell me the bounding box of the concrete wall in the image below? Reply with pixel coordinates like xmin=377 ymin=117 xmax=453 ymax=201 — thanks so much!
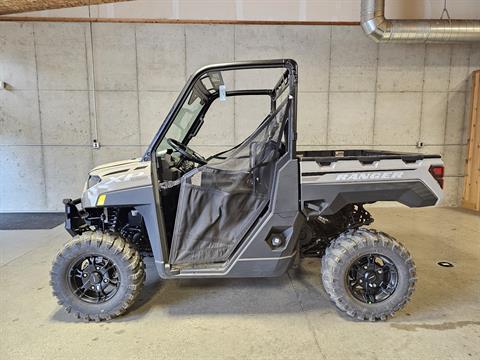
xmin=1 ymin=21 xmax=478 ymax=211
xmin=6 ymin=0 xmax=480 ymax=22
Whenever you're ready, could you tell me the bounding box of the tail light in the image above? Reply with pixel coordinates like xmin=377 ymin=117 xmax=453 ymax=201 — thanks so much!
xmin=429 ymin=165 xmax=444 ymax=189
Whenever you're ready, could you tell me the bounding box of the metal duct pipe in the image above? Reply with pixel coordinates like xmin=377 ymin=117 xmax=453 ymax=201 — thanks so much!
xmin=361 ymin=0 xmax=480 ymax=43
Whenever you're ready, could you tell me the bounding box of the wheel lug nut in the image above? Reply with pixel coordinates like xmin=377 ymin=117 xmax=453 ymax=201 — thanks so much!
xmin=104 ymin=279 xmax=108 ymax=283
xmin=96 ymin=267 xmax=100 ymax=270
xmin=364 ymin=266 xmax=368 ymax=270
xmin=83 ymin=273 xmax=88 ymax=277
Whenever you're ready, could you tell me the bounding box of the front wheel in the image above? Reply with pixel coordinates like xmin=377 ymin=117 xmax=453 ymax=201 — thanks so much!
xmin=50 ymin=231 xmax=145 ymax=321
xmin=321 ymin=229 xmax=416 ymax=321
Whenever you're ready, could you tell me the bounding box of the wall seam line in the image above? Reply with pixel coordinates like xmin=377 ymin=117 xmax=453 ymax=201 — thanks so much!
xmin=462 ymin=45 xmax=472 ymax=147
xmin=4 ymin=88 xmax=469 ymax=94
xmin=184 ymin=25 xmax=187 ymax=83
xmin=84 ymin=23 xmax=94 ymax=169
xmin=442 ymin=44 xmax=454 ymax=205
xmin=134 ymin=24 xmax=142 ymax=156
xmin=372 ymin=42 xmax=380 ymax=146
xmin=88 ymin=19 xmax=99 ymax=149
xmin=32 ymin=23 xmax=48 ymax=210
xmin=442 ymin=46 xmax=454 ymax=147
xmin=233 ymin=24 xmax=237 ymax=145
xmin=4 ymin=143 xmax=462 ymax=147
xmin=418 ymin=44 xmax=427 ymax=144
xmin=325 ymin=25 xmax=332 ymax=146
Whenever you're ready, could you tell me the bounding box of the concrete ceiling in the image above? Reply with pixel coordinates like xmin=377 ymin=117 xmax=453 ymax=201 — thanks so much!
xmin=0 ymin=0 xmax=132 ymax=15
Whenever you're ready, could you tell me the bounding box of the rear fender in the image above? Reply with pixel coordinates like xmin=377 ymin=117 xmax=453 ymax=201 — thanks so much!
xmin=300 ymin=158 xmax=444 ymax=215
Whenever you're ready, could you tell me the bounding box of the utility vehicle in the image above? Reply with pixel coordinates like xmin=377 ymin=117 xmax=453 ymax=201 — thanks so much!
xmin=51 ymin=59 xmax=444 ymax=321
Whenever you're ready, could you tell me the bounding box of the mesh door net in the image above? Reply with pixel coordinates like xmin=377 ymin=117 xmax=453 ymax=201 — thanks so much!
xmin=169 ymin=99 xmax=290 ymax=265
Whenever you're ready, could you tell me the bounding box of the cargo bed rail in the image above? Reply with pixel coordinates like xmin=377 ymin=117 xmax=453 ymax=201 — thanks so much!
xmin=297 ymin=149 xmax=441 ymax=166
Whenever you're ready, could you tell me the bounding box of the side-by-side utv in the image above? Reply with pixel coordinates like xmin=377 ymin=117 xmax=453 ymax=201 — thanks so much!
xmin=51 ymin=59 xmax=444 ymax=321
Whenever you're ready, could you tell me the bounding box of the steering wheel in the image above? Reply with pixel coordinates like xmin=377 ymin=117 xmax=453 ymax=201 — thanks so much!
xmin=167 ymin=138 xmax=207 ymax=166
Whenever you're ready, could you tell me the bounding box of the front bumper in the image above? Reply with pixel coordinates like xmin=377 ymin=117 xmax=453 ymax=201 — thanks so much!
xmin=63 ymin=198 xmax=88 ymax=237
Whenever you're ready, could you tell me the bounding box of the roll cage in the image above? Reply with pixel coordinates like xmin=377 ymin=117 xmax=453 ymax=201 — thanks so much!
xmin=143 ymin=59 xmax=298 ymax=161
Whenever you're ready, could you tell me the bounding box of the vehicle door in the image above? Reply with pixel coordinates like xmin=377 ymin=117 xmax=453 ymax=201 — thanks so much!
xmin=169 ymin=98 xmax=291 ymax=265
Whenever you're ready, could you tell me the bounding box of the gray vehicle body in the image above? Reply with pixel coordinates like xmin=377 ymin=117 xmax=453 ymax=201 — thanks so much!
xmin=66 ymin=59 xmax=444 ymax=280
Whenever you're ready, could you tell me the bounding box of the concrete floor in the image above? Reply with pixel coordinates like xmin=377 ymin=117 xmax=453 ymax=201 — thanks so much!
xmin=1 ymin=207 xmax=479 ymax=359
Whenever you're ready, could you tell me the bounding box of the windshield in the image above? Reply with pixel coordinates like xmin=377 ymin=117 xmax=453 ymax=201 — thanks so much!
xmin=157 ymin=91 xmax=204 ymax=153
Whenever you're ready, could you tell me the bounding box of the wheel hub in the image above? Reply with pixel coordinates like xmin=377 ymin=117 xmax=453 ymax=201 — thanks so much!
xmin=90 ymin=272 xmax=102 ymax=284
xmin=67 ymin=255 xmax=121 ymax=304
xmin=364 ymin=271 xmax=377 ymax=284
xmin=346 ymin=253 xmax=398 ymax=304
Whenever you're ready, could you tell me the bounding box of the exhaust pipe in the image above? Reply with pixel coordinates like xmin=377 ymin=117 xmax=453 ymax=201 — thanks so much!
xmin=361 ymin=0 xmax=480 ymax=43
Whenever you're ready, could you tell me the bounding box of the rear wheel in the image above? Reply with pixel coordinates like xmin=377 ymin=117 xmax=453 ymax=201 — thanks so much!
xmin=50 ymin=231 xmax=145 ymax=321
xmin=321 ymin=229 xmax=416 ymax=321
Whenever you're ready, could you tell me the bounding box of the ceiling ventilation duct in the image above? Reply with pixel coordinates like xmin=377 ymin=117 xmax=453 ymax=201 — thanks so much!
xmin=361 ymin=0 xmax=480 ymax=43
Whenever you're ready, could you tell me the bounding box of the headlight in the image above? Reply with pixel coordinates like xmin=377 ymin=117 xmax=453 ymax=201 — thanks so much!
xmin=88 ymin=175 xmax=101 ymax=188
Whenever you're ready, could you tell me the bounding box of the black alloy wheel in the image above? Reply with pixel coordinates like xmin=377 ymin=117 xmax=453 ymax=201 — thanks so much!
xmin=346 ymin=253 xmax=398 ymax=304
xmin=68 ymin=255 xmax=121 ymax=304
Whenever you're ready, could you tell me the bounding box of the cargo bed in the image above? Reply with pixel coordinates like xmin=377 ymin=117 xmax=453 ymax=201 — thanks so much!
xmin=297 ymin=149 xmax=444 ymax=216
